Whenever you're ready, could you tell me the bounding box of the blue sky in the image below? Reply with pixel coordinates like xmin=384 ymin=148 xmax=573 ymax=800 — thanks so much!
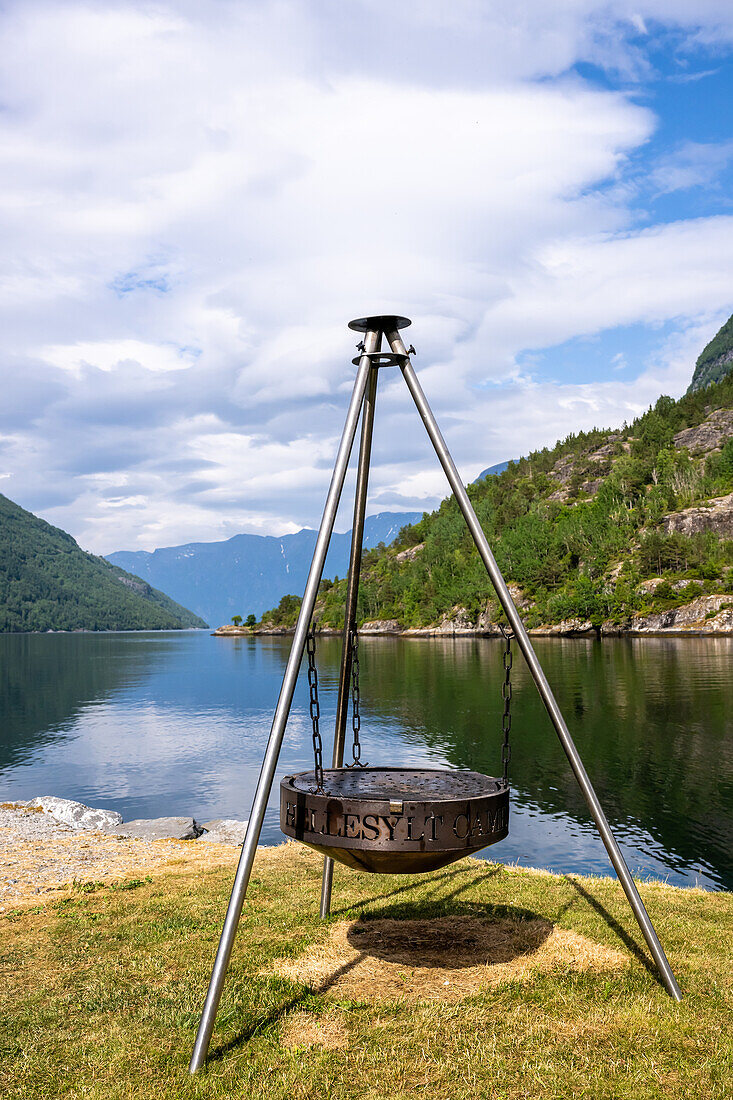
xmin=1 ymin=1 xmax=733 ymax=553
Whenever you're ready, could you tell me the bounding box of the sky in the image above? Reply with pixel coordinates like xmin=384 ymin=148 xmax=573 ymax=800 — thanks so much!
xmin=1 ymin=1 xmax=733 ymax=554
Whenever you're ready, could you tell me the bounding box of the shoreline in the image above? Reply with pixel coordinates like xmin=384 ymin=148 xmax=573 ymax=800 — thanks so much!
xmin=2 ymin=800 xmax=717 ymax=913
xmin=0 ymin=800 xmax=246 ymax=911
xmin=213 ymin=623 xmax=733 ymax=639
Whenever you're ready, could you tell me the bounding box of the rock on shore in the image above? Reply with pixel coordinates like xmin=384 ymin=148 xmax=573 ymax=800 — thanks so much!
xmin=623 ymin=594 xmax=733 ymax=634
xmin=210 ymin=574 xmax=733 ymax=640
xmin=104 ymin=816 xmax=203 ymax=841
xmin=199 ymin=819 xmax=250 ymax=844
xmin=5 ymin=798 xmax=248 ymax=845
xmin=27 ymin=796 xmax=123 ymax=831
xmin=0 ymin=802 xmax=251 ymax=911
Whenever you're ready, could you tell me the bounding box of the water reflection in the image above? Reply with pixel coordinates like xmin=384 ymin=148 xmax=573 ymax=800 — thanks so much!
xmin=0 ymin=632 xmax=730 ymax=889
xmin=349 ymin=636 xmax=733 ymax=889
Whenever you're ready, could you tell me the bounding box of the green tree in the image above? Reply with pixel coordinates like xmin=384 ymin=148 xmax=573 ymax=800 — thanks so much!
xmin=231 ymin=615 xmax=242 ymax=626
xmin=245 ymin=613 xmax=257 ymax=628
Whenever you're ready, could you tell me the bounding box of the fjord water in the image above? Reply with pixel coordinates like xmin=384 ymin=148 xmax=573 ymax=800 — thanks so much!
xmin=1 ymin=631 xmax=731 ymax=890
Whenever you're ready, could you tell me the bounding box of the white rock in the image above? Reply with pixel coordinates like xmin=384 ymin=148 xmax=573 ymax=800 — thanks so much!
xmin=27 ymin=796 xmax=123 ymax=832
xmin=360 ymin=619 xmax=401 ymax=634
xmin=198 ymin=819 xmax=249 ymax=844
xmin=394 ymin=542 xmax=425 ymax=563
xmin=630 ymin=594 xmax=733 ymax=634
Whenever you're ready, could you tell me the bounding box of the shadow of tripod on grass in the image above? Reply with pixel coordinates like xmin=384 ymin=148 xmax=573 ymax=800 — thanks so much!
xmin=563 ymin=874 xmax=660 ymax=983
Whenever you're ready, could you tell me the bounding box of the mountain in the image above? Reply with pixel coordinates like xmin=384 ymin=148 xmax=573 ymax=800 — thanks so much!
xmin=262 ymin=360 xmax=733 ymax=633
xmin=473 ymin=460 xmax=512 ymax=482
xmin=688 ymin=314 xmax=733 ymax=393
xmin=106 ymin=510 xmax=422 ymax=626
xmin=0 ymin=494 xmax=207 ymax=633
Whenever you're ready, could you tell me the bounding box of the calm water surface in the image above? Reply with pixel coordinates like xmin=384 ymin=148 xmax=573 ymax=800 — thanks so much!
xmin=1 ymin=631 xmax=731 ymax=890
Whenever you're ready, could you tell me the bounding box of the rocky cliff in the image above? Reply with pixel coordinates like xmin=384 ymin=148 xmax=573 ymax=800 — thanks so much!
xmin=672 ymin=408 xmax=733 ymax=454
xmin=662 ymin=491 xmax=733 ymax=539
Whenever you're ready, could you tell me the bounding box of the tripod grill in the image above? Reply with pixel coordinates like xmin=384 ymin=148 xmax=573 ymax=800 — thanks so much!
xmin=189 ymin=313 xmax=683 ymax=1073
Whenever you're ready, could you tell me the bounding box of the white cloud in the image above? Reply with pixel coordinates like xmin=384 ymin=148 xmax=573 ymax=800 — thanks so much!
xmin=472 ymin=216 xmax=733 ymax=374
xmin=40 ymin=339 xmax=198 ymax=376
xmin=1 ymin=1 xmax=733 ymax=553
xmin=648 ymin=140 xmax=733 ymax=194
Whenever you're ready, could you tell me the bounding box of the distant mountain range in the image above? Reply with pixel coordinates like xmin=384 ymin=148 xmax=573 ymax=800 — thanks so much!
xmin=0 ymin=494 xmax=206 ymax=633
xmin=474 ymin=460 xmax=512 ymax=482
xmin=107 ymin=511 xmax=422 ymax=627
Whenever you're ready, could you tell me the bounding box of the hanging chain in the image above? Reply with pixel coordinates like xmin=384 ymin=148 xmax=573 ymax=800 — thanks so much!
xmin=345 ymin=627 xmax=368 ymax=767
xmin=499 ymin=623 xmax=513 ymax=784
xmin=306 ymin=628 xmax=324 ymax=792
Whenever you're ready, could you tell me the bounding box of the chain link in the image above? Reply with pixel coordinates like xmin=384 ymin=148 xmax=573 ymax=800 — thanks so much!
xmin=306 ymin=628 xmax=324 ymax=792
xmin=499 ymin=623 xmax=513 ymax=783
xmin=345 ymin=627 xmax=368 ymax=767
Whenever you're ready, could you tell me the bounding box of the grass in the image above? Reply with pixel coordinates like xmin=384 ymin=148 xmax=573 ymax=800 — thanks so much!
xmin=1 ymin=843 xmax=731 ymax=1100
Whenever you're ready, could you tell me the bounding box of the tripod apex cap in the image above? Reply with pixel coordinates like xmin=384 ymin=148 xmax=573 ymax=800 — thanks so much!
xmin=348 ymin=314 xmax=412 ymax=333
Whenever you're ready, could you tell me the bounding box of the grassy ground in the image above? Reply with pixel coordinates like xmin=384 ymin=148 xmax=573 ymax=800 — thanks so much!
xmin=1 ymin=843 xmax=731 ymax=1100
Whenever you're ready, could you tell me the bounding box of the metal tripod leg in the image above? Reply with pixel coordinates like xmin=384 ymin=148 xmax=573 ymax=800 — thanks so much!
xmin=387 ymin=327 xmax=682 ymax=1003
xmin=188 ymin=328 xmax=382 ymax=1073
xmin=320 ymin=360 xmax=380 ymax=919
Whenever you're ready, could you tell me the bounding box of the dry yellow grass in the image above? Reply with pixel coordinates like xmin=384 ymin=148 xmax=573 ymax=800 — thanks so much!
xmin=269 ymin=914 xmax=627 ymax=1002
xmin=280 ymin=1011 xmax=349 ymax=1050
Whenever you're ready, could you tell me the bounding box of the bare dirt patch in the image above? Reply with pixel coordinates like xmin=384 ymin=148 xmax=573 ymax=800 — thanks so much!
xmin=280 ymin=1012 xmax=349 ymax=1051
xmin=0 ymin=834 xmax=239 ymax=910
xmin=0 ymin=813 xmax=242 ymax=912
xmin=0 ymin=826 xmax=303 ymax=911
xmin=270 ymin=915 xmax=627 ymax=1002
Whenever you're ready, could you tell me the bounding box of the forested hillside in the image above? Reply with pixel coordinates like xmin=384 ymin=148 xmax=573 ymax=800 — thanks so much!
xmin=688 ymin=313 xmax=733 ymax=393
xmin=0 ymin=494 xmax=207 ymax=632
xmin=257 ymin=370 xmax=733 ymax=633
